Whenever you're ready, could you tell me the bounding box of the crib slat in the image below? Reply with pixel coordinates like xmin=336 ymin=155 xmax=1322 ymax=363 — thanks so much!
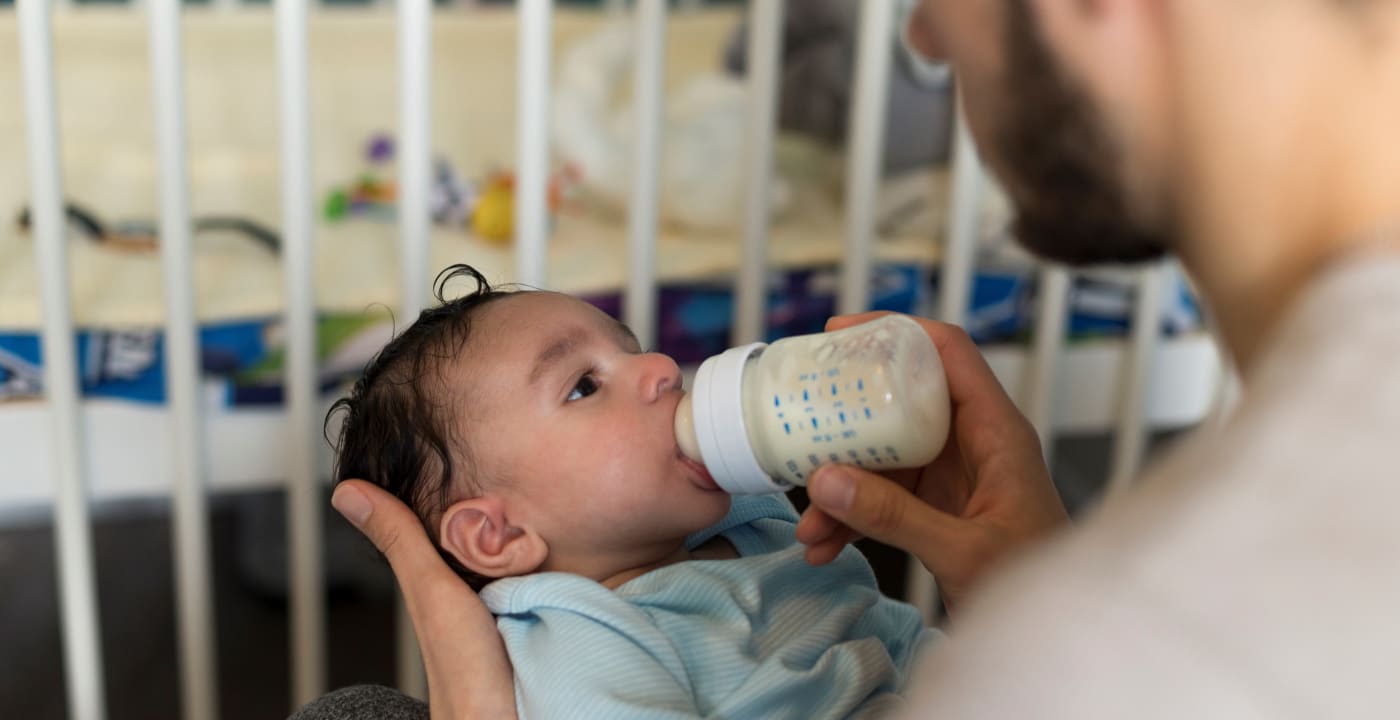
xmin=625 ymin=0 xmax=666 ymax=351
xmin=838 ymin=0 xmax=894 ymax=315
xmin=732 ymin=0 xmax=783 ymax=346
xmin=1025 ymin=266 xmax=1071 ymax=461
xmin=939 ymin=101 xmax=982 ymax=328
xmin=514 ymin=0 xmax=552 ymax=289
xmin=399 ymin=0 xmax=433 ymax=318
xmin=276 ymin=0 xmax=327 ymax=707
xmin=1109 ymin=262 xmax=1168 ymax=492
xmin=17 ymin=2 xmax=108 ymax=718
xmin=396 ymin=0 xmax=433 ymax=699
xmin=905 ymin=95 xmax=986 ymax=625
xmin=148 ymin=0 xmax=221 ymax=717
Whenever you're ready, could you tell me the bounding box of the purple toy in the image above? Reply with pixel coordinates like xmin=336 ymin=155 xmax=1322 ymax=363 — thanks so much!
xmin=366 ymin=134 xmax=395 ymax=165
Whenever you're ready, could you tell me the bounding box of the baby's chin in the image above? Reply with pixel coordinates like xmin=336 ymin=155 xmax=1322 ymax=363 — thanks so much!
xmin=692 ymin=490 xmax=733 ymax=528
xmin=647 ymin=493 xmax=733 ymax=545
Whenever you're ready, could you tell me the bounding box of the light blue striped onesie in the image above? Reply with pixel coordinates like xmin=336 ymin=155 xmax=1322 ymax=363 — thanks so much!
xmin=480 ymin=494 xmax=941 ymax=719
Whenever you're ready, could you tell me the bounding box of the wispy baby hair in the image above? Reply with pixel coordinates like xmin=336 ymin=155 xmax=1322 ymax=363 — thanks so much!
xmin=327 ymin=263 xmax=522 ymax=589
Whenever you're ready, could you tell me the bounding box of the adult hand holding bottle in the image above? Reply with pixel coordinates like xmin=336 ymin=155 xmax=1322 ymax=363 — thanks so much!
xmin=795 ymin=312 xmax=1069 ymax=613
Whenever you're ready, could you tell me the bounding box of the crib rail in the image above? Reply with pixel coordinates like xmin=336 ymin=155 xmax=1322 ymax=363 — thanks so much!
xmin=16 ymin=2 xmax=106 ymax=718
xmin=147 ymin=0 xmax=221 ymax=717
xmin=11 ymin=1 xmax=1195 ymax=717
xmin=274 ymin=0 xmax=326 ymax=707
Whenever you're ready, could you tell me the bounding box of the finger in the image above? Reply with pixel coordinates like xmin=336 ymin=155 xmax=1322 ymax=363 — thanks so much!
xmin=804 ymin=537 xmax=847 ymax=566
xmin=825 ymin=311 xmax=894 ymax=332
xmin=806 ymin=464 xmax=964 ymax=572
xmin=332 ymin=480 xmax=461 ymax=594
xmin=796 ymin=506 xmax=841 ymax=544
xmin=796 ymin=506 xmax=862 ymax=548
xmin=331 ymin=480 xmax=494 ymax=645
xmin=807 ymin=524 xmax=859 ymax=562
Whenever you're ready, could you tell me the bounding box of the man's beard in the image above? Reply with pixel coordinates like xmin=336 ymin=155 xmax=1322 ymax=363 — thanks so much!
xmin=994 ymin=2 xmax=1171 ymax=266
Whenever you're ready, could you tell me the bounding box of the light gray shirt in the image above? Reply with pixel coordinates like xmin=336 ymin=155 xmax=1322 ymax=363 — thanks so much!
xmin=904 ymin=252 xmax=1400 ymax=718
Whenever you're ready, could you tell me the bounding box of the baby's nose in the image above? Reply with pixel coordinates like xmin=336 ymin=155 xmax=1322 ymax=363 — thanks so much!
xmin=639 ymin=353 xmax=682 ymax=402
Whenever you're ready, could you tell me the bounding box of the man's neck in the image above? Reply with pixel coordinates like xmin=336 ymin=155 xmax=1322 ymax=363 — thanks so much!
xmin=1170 ymin=3 xmax=1400 ymax=374
xmin=1186 ymin=230 xmax=1400 ymax=374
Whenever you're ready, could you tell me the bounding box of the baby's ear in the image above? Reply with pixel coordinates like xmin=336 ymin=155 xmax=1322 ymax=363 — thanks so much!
xmin=439 ymin=497 xmax=547 ymax=580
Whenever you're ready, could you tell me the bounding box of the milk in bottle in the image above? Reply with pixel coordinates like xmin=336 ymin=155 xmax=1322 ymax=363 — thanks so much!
xmin=675 ymin=314 xmax=950 ymax=494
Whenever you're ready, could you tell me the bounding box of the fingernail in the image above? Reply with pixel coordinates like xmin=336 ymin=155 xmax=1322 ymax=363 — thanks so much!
xmin=809 ymin=466 xmax=855 ymax=512
xmin=332 ymin=485 xmax=373 ymax=528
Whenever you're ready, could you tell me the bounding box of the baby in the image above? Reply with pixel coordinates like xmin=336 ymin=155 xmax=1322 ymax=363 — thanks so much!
xmin=330 ymin=264 xmax=937 ymax=719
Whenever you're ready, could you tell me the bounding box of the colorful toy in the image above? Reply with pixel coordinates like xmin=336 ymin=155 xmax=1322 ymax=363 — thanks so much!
xmin=323 ymin=133 xmax=583 ymax=242
xmin=367 ymin=134 xmax=395 ymax=164
xmin=471 ymin=173 xmax=514 ymax=244
xmin=323 ymin=189 xmax=350 ymax=221
xmin=431 ymin=159 xmax=475 ymax=227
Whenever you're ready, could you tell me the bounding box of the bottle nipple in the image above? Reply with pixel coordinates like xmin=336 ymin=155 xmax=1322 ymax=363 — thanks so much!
xmin=675 ymin=393 xmax=703 ymax=463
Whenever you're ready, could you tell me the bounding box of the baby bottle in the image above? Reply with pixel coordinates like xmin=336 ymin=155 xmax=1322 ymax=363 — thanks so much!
xmin=675 ymin=314 xmax=951 ymax=494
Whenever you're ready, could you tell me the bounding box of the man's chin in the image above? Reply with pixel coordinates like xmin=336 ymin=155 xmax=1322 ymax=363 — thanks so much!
xmin=1011 ymin=212 xmax=1171 ymax=267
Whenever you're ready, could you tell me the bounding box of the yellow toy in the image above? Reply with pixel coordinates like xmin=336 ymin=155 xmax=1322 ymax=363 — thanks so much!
xmin=471 ymin=174 xmax=514 ymax=245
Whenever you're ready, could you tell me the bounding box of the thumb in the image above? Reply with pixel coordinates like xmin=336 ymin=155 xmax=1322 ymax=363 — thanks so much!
xmin=807 ymin=464 xmax=961 ymax=560
xmin=332 ymin=480 xmax=457 ymax=594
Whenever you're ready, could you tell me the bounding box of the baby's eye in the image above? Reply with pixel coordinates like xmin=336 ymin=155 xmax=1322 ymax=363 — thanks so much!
xmin=566 ymin=373 xmax=599 ymax=402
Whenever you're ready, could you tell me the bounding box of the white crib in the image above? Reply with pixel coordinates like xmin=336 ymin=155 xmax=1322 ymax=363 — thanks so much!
xmin=6 ymin=1 xmax=1224 ymax=718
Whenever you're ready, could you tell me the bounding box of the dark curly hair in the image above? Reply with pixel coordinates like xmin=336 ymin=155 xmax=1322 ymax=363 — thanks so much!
xmin=327 ymin=264 xmax=524 ymax=590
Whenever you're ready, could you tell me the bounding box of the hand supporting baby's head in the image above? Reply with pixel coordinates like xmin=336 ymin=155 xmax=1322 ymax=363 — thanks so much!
xmin=328 ymin=265 xmax=731 ymax=591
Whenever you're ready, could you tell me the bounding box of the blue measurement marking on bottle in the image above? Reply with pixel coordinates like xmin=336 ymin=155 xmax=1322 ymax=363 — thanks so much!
xmin=827 ymin=368 xmax=840 ymax=378
xmin=857 ymin=378 xmax=864 ymax=391
xmin=810 ymin=418 xmax=819 ymax=429
xmin=773 ymin=395 xmax=780 ymax=407
xmin=803 ymin=389 xmax=809 ymax=402
xmin=839 ymin=412 xmax=846 ymax=424
xmin=841 ymin=430 xmax=856 ymax=439
xmin=864 ymin=407 xmax=872 ymax=419
xmin=783 ymin=422 xmax=791 ymax=435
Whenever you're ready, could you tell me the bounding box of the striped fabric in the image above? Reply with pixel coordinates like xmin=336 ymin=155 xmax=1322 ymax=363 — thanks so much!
xmin=481 ymin=495 xmax=940 ymax=719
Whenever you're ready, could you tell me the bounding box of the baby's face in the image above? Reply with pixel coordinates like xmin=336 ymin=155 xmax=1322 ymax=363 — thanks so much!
xmin=456 ymin=292 xmax=731 ymax=572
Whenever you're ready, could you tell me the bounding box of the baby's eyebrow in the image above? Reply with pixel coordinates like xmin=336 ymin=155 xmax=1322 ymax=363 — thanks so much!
xmin=612 ymin=320 xmax=642 ymax=352
xmin=528 ymin=327 xmax=586 ymax=385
